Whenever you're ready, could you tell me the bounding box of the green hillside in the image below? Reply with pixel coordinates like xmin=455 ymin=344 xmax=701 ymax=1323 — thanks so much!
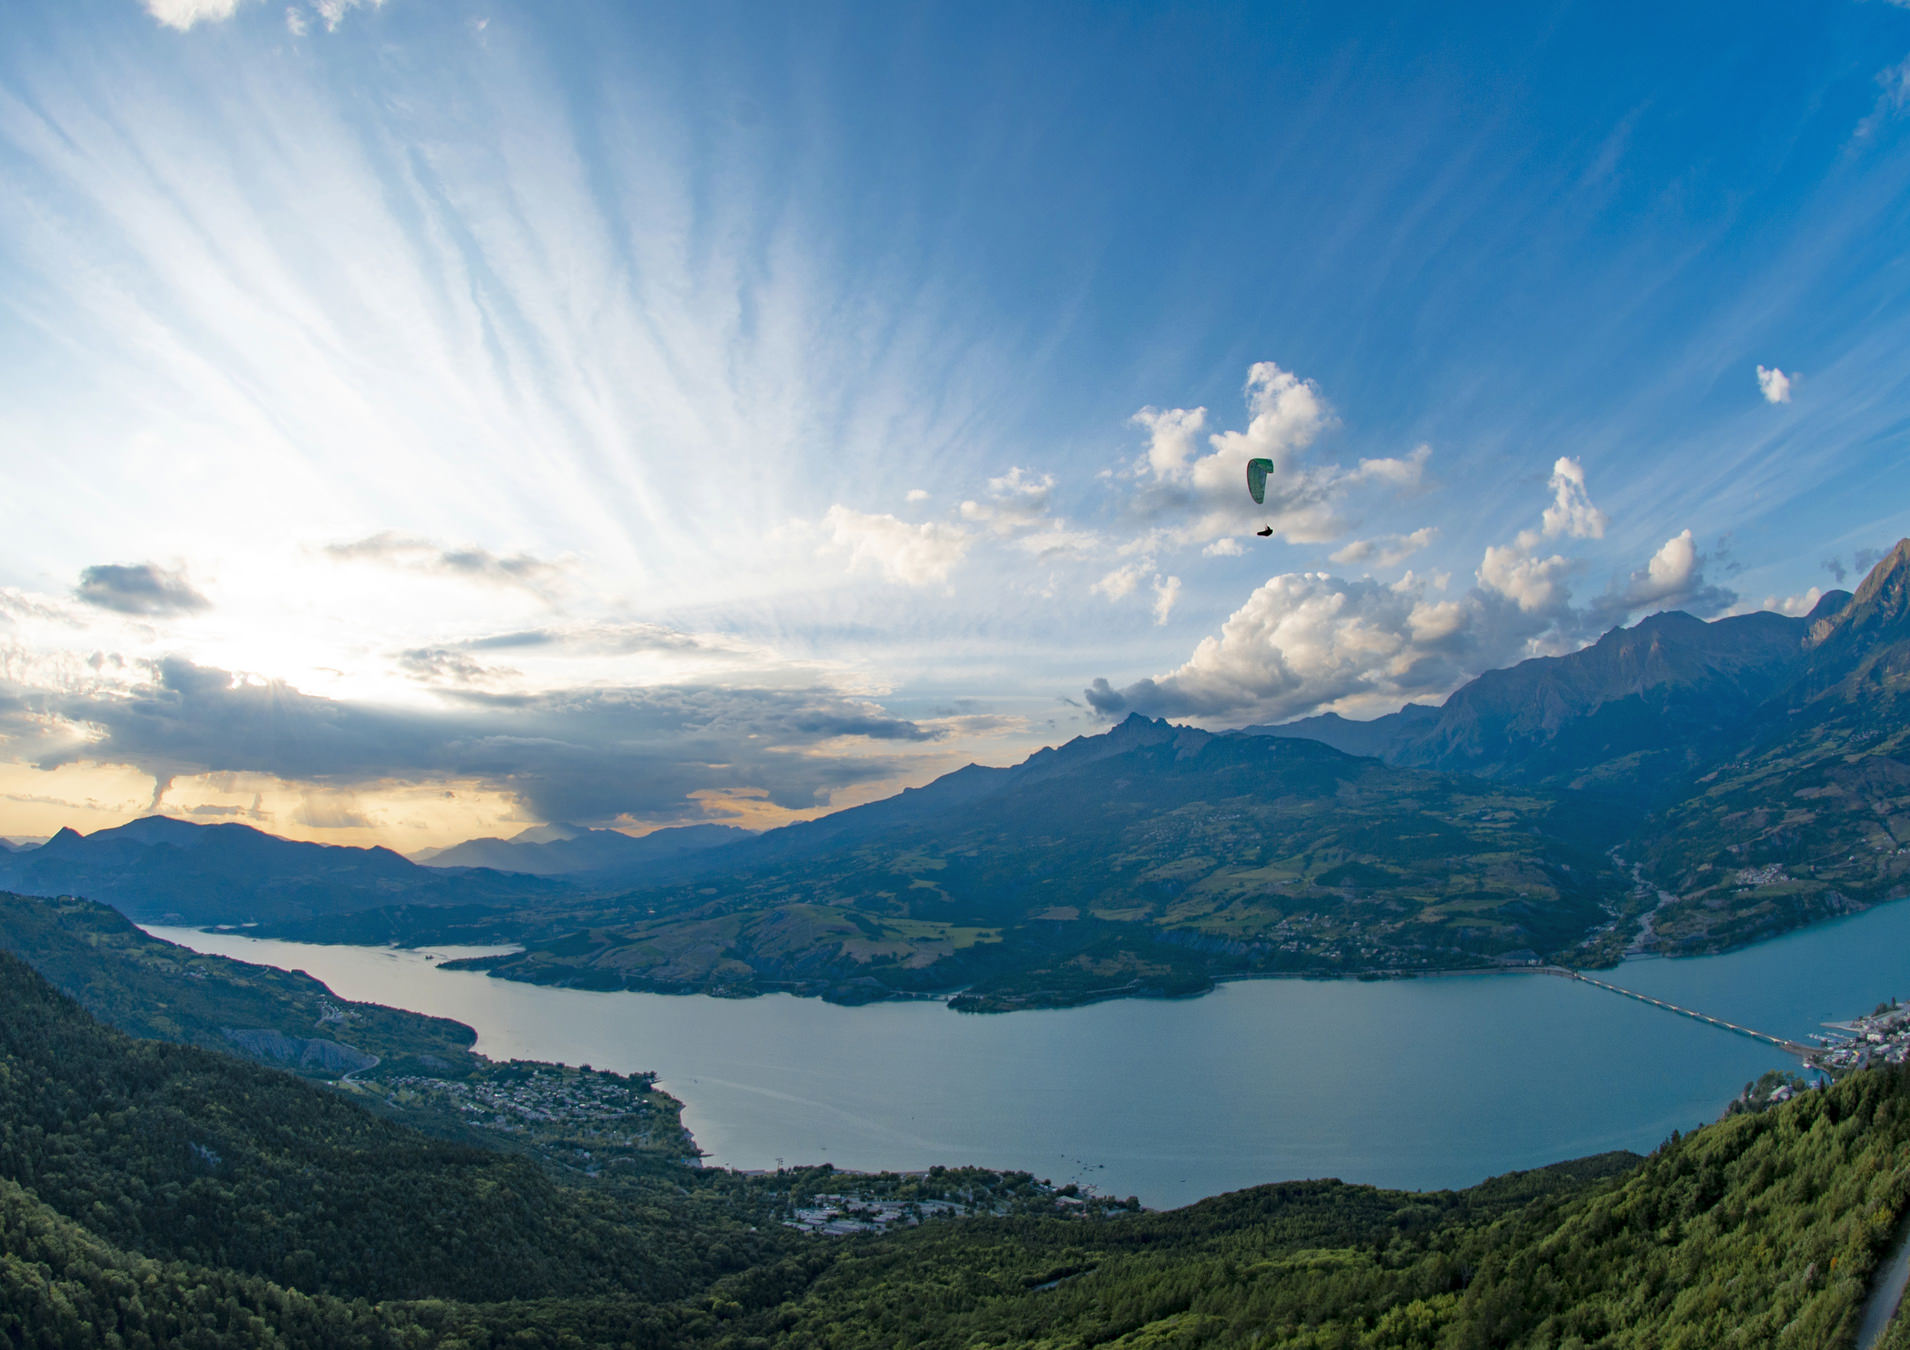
xmin=3 ymin=937 xmax=1910 ymax=1346
xmin=444 ymin=728 xmax=1623 ymax=1008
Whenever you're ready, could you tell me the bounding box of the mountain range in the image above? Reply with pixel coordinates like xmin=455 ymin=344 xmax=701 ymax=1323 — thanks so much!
xmin=414 ymin=821 xmax=753 ymax=878
xmin=7 ymin=541 xmax=1910 ymax=1009
xmin=438 ymin=540 xmax=1910 ymax=1004
xmin=0 ymin=814 xmax=565 ymax=925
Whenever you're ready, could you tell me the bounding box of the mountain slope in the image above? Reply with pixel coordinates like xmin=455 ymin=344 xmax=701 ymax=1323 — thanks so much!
xmin=452 ymin=722 xmax=1624 ymax=1006
xmin=0 ymin=950 xmax=768 ymax=1305
xmin=0 ymin=814 xmax=566 ymax=924
xmin=1636 ymin=541 xmax=1910 ymax=949
xmin=1251 ymin=597 xmax=1849 ymax=795
xmin=419 ymin=821 xmax=753 ymax=878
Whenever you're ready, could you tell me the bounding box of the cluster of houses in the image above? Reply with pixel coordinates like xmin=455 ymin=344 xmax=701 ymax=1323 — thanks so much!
xmin=384 ymin=1065 xmax=664 ymax=1141
xmin=1810 ymin=999 xmax=1910 ymax=1073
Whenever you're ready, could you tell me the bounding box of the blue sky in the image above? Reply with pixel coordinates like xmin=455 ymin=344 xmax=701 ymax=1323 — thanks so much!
xmin=0 ymin=0 xmax=1907 ymax=846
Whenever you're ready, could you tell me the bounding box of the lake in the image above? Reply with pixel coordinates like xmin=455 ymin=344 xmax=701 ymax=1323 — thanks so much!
xmin=147 ymin=901 xmax=1910 ymax=1210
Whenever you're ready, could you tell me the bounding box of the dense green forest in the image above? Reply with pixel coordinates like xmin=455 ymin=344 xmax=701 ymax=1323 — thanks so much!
xmin=3 ymin=926 xmax=1910 ymax=1346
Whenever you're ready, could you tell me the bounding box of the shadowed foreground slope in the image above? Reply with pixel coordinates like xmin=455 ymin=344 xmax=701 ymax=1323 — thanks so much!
xmin=3 ymin=937 xmax=1910 ymax=1346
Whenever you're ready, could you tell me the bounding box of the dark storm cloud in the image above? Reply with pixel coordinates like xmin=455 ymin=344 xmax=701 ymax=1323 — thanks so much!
xmin=74 ymin=564 xmax=209 ymax=616
xmin=3 ymin=658 xmax=939 ymax=825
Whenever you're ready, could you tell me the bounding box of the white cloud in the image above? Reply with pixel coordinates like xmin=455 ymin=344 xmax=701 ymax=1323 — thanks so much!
xmin=958 ymin=467 xmax=1100 ymax=561
xmin=144 ymin=0 xmax=381 ymax=30
xmin=1591 ymin=528 xmax=1734 ymax=621
xmin=1089 ymin=454 xmax=1739 ymax=726
xmin=142 ymin=0 xmax=254 ymax=28
xmin=959 ymin=466 xmax=1055 ymax=534
xmin=1756 ymin=364 xmax=1793 ymax=404
xmin=820 ymin=505 xmax=970 ymax=587
xmin=1760 ymin=586 xmax=1824 ymax=618
xmin=1092 ymin=562 xmax=1146 ymax=602
xmin=1202 ymin=537 xmax=1244 ymax=558
xmin=1540 ymin=457 xmax=1608 ymax=539
xmin=312 ymin=0 xmax=384 ymax=30
xmin=1151 ymin=575 xmax=1181 ymax=625
xmin=1086 ymin=572 xmax=1453 ymax=723
xmin=1329 ymin=526 xmax=1438 ymax=570
xmin=1472 ymin=458 xmax=1606 ymax=612
xmin=1477 ymin=533 xmax=1574 ymax=613
xmin=905 ymin=488 xmax=930 ymax=503
xmin=1125 ymin=362 xmax=1428 ymax=548
xmin=1133 ymin=405 xmax=1210 ymax=479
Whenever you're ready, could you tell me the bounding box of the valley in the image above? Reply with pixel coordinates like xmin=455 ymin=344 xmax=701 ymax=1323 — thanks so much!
xmin=60 ymin=541 xmax=1894 ymax=1015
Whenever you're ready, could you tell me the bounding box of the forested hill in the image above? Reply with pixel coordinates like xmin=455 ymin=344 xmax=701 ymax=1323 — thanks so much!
xmin=4 ymin=935 xmax=1910 ymax=1346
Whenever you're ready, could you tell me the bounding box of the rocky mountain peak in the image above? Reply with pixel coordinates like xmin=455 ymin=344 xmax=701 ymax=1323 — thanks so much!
xmin=1810 ymin=539 xmax=1910 ymax=650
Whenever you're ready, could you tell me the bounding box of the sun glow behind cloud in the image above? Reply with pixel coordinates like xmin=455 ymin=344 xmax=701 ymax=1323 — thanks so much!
xmin=0 ymin=0 xmax=1907 ymax=845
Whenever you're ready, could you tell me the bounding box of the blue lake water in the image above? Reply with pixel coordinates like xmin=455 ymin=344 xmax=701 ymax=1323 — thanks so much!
xmin=148 ymin=900 xmax=1910 ymax=1209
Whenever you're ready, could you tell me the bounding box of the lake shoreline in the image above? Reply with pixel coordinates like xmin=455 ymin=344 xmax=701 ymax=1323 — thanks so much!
xmin=148 ymin=904 xmax=1910 ymax=1209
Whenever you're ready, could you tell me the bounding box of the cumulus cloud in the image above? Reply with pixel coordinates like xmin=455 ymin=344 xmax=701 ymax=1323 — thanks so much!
xmin=1125 ymin=362 xmax=1428 ymax=547
xmin=1471 ymin=458 xmax=1611 ymax=612
xmin=1085 ymin=572 xmax=1465 ymax=723
xmin=142 ymin=0 xmax=254 ymax=28
xmin=1756 ymin=364 xmax=1794 ymax=404
xmin=1540 ymin=457 xmax=1607 ymax=540
xmin=74 ymin=564 xmax=210 ymax=617
xmin=1477 ymin=538 xmax=1575 ymax=614
xmin=905 ymin=488 xmax=930 ymax=503
xmin=1087 ymin=457 xmax=1737 ymax=726
xmin=325 ymin=533 xmax=569 ymax=597
xmin=1590 ymin=529 xmax=1734 ymax=623
xmin=820 ymin=505 xmax=971 ymax=586
xmin=1759 ymin=587 xmax=1826 ymax=618
xmin=1 ymin=657 xmax=936 ymax=826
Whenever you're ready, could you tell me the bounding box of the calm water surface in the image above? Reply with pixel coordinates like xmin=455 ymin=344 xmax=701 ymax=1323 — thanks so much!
xmin=148 ymin=901 xmax=1910 ymax=1209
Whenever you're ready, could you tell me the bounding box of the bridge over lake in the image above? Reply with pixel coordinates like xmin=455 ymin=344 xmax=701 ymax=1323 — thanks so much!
xmin=1542 ymin=967 xmax=1816 ymax=1059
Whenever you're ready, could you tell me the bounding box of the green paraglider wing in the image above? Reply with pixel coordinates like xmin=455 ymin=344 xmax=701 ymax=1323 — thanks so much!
xmin=1246 ymin=457 xmax=1275 ymax=506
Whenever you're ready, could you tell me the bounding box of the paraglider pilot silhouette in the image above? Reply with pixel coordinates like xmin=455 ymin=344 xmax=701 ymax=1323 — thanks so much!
xmin=1247 ymin=457 xmax=1275 ymax=536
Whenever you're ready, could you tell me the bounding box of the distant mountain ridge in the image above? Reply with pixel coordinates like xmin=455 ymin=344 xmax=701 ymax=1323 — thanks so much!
xmin=14 ymin=544 xmax=1910 ymax=1006
xmin=0 ymin=815 xmax=564 ymax=926
xmin=1249 ymin=593 xmax=1852 ymax=793
xmin=417 ymin=821 xmax=753 ymax=878
xmin=444 ymin=718 xmax=1620 ymax=1005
